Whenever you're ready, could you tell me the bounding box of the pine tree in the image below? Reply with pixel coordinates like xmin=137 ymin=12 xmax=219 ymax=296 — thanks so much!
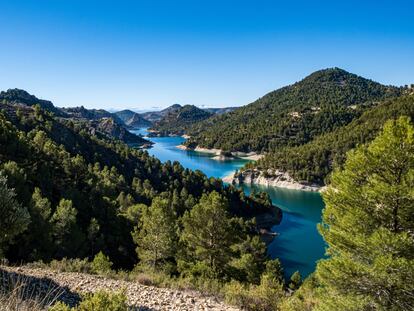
xmin=132 ymin=198 xmax=177 ymax=269
xmin=315 ymin=117 xmax=414 ymax=310
xmin=180 ymin=191 xmax=236 ymax=277
xmin=288 ymin=271 xmax=302 ymax=290
xmin=51 ymin=199 xmax=83 ymax=257
xmin=0 ymin=172 xmax=30 ymax=256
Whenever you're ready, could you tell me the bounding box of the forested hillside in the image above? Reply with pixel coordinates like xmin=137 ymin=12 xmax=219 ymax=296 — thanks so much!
xmin=185 ymin=68 xmax=402 ymax=152
xmin=248 ymin=94 xmax=414 ymax=184
xmin=140 ymin=104 xmax=182 ymax=123
xmin=0 ymin=98 xmax=278 ymax=284
xmin=149 ymin=104 xmax=212 ymax=136
xmin=0 ymin=88 xmax=65 ymax=116
xmin=0 ymin=89 xmax=149 ymax=145
xmin=281 ymin=117 xmax=414 ymax=310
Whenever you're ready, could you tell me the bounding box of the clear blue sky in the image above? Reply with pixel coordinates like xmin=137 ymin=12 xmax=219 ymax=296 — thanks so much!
xmin=1 ymin=0 xmax=413 ymax=110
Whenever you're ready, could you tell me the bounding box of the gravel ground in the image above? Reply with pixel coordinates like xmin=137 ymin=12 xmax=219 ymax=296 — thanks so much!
xmin=0 ymin=266 xmax=240 ymax=311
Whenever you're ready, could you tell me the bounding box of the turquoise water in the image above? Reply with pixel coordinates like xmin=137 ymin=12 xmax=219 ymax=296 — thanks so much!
xmin=132 ymin=129 xmax=326 ymax=278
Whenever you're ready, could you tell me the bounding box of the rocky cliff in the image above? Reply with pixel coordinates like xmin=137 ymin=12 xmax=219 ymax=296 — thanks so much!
xmin=224 ymin=169 xmax=323 ymax=192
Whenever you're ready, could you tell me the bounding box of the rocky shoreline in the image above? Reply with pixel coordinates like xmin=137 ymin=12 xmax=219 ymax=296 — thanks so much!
xmin=0 ymin=266 xmax=239 ymax=311
xmin=176 ymin=145 xmax=263 ymax=161
xmin=223 ymin=169 xmax=324 ymax=192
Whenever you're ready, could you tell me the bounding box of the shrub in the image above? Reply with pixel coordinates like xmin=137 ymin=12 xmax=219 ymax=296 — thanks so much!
xmin=91 ymin=252 xmax=112 ymax=275
xmin=49 ymin=258 xmax=92 ymax=274
xmin=50 ymin=291 xmax=128 ymax=311
xmin=224 ymin=275 xmax=285 ymax=311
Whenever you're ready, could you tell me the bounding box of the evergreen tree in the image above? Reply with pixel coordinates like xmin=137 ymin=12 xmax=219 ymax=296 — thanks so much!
xmin=288 ymin=271 xmax=302 ymax=290
xmin=180 ymin=191 xmax=236 ymax=277
xmin=92 ymin=251 xmax=113 ymax=275
xmin=132 ymin=198 xmax=177 ymax=269
xmin=51 ymin=199 xmax=83 ymax=257
xmin=0 ymin=172 xmax=30 ymax=256
xmin=315 ymin=117 xmax=414 ymax=310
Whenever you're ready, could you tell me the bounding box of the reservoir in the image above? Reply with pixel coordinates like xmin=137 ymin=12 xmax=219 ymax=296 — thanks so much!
xmin=132 ymin=129 xmax=326 ymax=278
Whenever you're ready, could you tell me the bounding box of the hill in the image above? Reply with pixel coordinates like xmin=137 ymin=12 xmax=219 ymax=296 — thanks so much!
xmin=0 ymin=88 xmax=65 ymax=116
xmin=114 ymin=109 xmax=152 ymax=128
xmin=140 ymin=104 xmax=182 ymax=123
xmin=240 ymin=94 xmax=414 ymax=185
xmin=0 ymin=89 xmax=148 ymax=145
xmin=62 ymin=106 xmax=123 ymax=124
xmin=185 ymin=68 xmax=402 ymax=152
xmin=204 ymin=107 xmax=238 ymax=115
xmin=149 ymin=104 xmax=213 ymax=136
xmin=0 ymin=98 xmax=274 ymax=269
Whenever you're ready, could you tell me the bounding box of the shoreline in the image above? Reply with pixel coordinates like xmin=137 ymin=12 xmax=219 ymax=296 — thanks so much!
xmin=178 ymin=144 xmax=322 ymax=192
xmin=176 ymin=144 xmax=264 ymax=161
xmin=221 ymin=170 xmax=324 ymax=192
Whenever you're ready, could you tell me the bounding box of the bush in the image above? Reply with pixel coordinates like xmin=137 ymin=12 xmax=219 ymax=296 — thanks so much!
xmin=50 ymin=291 xmax=127 ymax=311
xmin=224 ymin=275 xmax=285 ymax=311
xmin=91 ymin=252 xmax=112 ymax=275
xmin=49 ymin=258 xmax=92 ymax=274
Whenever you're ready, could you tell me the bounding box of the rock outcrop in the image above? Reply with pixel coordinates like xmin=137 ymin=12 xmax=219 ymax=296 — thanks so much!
xmin=224 ymin=169 xmax=323 ymax=192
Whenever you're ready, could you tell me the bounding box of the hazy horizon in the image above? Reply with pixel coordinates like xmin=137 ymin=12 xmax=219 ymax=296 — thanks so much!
xmin=1 ymin=0 xmax=413 ymax=110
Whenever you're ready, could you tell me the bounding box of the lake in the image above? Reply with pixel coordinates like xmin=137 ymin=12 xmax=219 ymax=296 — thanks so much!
xmin=132 ymin=129 xmax=326 ymax=278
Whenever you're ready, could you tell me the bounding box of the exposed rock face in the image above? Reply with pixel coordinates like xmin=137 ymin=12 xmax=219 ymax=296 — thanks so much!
xmin=1 ymin=266 xmax=239 ymax=311
xmin=114 ymin=109 xmax=152 ymax=128
xmin=227 ymin=169 xmax=323 ymax=192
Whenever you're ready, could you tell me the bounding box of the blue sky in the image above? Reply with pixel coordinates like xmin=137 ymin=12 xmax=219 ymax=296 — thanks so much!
xmin=0 ymin=0 xmax=413 ymax=110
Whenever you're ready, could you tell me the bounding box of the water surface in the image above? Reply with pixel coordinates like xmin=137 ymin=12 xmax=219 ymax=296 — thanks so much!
xmin=132 ymin=129 xmax=326 ymax=278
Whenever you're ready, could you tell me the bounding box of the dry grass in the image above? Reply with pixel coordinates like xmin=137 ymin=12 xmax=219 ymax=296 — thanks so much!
xmin=0 ymin=270 xmax=65 ymax=311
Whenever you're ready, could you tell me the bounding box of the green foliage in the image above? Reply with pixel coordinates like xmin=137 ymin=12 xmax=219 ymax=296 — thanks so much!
xmin=0 ymin=98 xmax=272 ymax=269
xmin=315 ymin=117 xmax=414 ymax=310
xmin=288 ymin=271 xmax=302 ymax=290
xmin=0 ymin=172 xmax=30 ymax=256
xmin=179 ymin=191 xmax=237 ymax=278
xmin=230 ymin=236 xmax=267 ymax=284
xmin=224 ymin=274 xmax=285 ymax=311
xmin=150 ymin=104 xmax=212 ymax=136
xmin=279 ymin=276 xmax=320 ymax=311
xmin=186 ymin=68 xmax=401 ymax=152
xmin=132 ymin=198 xmax=178 ymax=269
xmin=51 ymin=199 xmax=83 ymax=257
xmin=91 ymin=251 xmax=113 ymax=275
xmin=50 ymin=291 xmax=128 ymax=311
xmin=253 ymin=95 xmax=414 ymax=184
xmin=262 ymin=259 xmax=285 ymax=284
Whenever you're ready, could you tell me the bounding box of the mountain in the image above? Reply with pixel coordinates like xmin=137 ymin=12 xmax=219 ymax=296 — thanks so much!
xmin=114 ymin=109 xmax=152 ymax=128
xmin=0 ymin=97 xmax=273 ymax=269
xmin=185 ymin=68 xmax=402 ymax=152
xmin=0 ymin=89 xmax=148 ymax=145
xmin=248 ymin=94 xmax=414 ymax=185
xmin=140 ymin=104 xmax=182 ymax=123
xmin=0 ymin=88 xmax=65 ymax=116
xmin=62 ymin=106 xmax=122 ymax=123
xmin=203 ymin=107 xmax=238 ymax=115
xmin=149 ymin=104 xmax=213 ymax=136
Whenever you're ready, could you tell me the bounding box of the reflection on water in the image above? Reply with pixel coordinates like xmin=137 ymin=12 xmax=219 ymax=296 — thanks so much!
xmin=132 ymin=128 xmax=326 ymax=278
xmin=241 ymin=184 xmax=326 ymax=277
